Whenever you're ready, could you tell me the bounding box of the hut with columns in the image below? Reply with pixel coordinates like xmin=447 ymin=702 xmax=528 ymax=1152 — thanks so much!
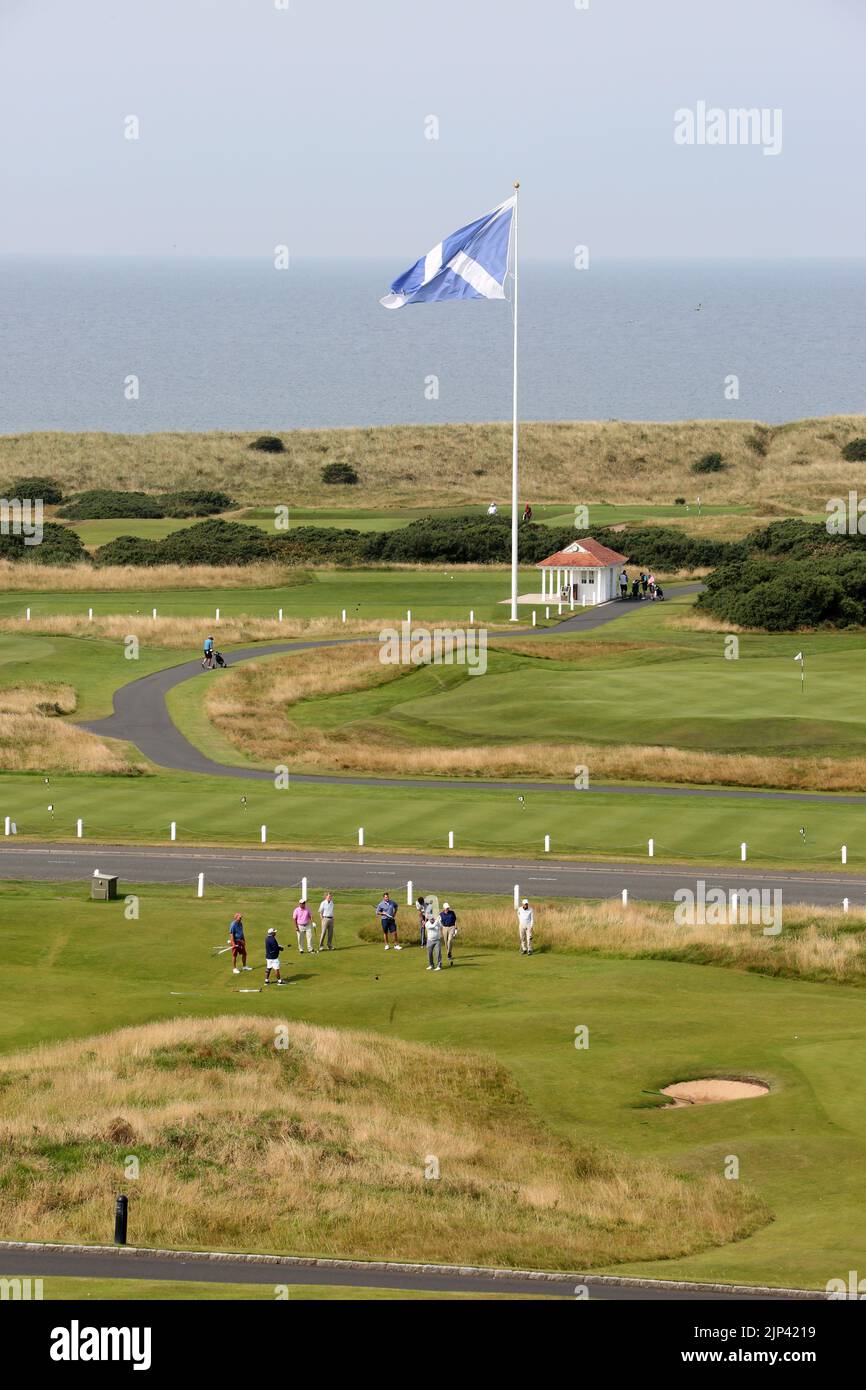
xmin=537 ymin=538 xmax=629 ymax=606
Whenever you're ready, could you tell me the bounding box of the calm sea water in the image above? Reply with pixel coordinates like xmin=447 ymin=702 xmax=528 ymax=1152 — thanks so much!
xmin=1 ymin=257 xmax=863 ymax=433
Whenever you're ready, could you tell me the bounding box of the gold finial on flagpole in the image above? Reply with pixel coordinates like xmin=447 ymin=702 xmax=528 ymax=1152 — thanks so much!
xmin=514 ymin=180 xmax=520 ymax=189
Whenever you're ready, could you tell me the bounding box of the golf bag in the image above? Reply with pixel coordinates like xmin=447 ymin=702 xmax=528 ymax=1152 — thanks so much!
xmin=214 ymin=651 xmax=227 ymax=667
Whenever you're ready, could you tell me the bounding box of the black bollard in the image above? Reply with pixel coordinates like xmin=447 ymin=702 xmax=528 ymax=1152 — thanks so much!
xmin=114 ymin=1194 xmax=129 ymax=1246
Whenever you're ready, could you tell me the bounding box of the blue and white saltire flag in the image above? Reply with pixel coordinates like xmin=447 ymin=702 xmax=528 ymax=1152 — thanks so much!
xmin=380 ymin=195 xmax=516 ymax=309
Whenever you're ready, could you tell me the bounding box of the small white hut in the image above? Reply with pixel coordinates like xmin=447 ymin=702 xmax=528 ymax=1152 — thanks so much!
xmin=536 ymin=538 xmax=629 ymax=605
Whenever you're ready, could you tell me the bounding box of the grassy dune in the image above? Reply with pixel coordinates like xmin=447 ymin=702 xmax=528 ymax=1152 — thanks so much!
xmin=3 ymin=417 xmax=865 ymax=508
xmin=0 ymin=682 xmax=137 ymax=774
xmin=0 ymin=1016 xmax=762 ymax=1268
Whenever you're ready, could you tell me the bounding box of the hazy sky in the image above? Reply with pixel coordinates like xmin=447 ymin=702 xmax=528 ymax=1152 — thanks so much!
xmin=1 ymin=0 xmax=864 ymax=261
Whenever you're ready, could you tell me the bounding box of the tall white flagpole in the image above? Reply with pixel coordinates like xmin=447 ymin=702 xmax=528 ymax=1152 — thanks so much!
xmin=510 ymin=180 xmax=520 ymax=621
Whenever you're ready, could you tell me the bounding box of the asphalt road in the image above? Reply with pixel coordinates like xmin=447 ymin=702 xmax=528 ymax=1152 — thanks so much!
xmin=1 ymin=842 xmax=861 ymax=906
xmin=0 ymin=1245 xmax=804 ymax=1300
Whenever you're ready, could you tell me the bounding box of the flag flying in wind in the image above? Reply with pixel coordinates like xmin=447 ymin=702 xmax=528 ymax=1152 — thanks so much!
xmin=380 ymin=196 xmax=516 ymax=309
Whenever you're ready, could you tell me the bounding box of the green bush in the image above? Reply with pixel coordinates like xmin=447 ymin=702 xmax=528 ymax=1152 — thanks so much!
xmin=841 ymin=438 xmax=866 ymax=462
xmin=160 ymin=490 xmax=235 ymax=517
xmin=3 ymin=475 xmax=64 ymax=504
xmin=0 ymin=522 xmax=87 ymax=566
xmin=691 ymin=452 xmax=725 ymax=474
xmin=158 ymin=519 xmax=272 ymax=566
xmin=249 ymin=436 xmax=285 ymax=453
xmin=58 ymin=490 xmax=165 ymax=520
xmin=321 ymin=462 xmax=359 ymax=485
xmin=93 ymin=536 xmax=163 ymax=567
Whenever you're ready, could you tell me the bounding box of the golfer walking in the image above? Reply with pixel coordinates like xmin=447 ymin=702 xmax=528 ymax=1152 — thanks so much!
xmin=318 ymin=891 xmax=335 ymax=951
xmin=293 ymin=898 xmax=315 ymax=954
xmin=376 ymin=892 xmax=402 ymax=950
xmin=440 ymin=901 xmax=458 ymax=965
xmin=264 ymin=926 xmax=286 ymax=985
xmin=517 ymin=897 xmax=534 ymax=955
xmin=228 ymin=912 xmax=252 ymax=975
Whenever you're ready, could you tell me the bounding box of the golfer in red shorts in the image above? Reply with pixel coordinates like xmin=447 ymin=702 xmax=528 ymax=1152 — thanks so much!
xmin=229 ymin=913 xmax=252 ymax=975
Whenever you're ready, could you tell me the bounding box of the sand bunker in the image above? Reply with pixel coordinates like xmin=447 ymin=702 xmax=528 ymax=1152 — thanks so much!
xmin=661 ymin=1078 xmax=769 ymax=1107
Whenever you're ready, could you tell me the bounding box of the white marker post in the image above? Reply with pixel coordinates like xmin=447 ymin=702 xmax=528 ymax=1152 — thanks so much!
xmin=197 ymin=872 xmax=204 ymax=898
xmin=358 ymin=826 xmax=364 ymax=846
xmin=341 ymin=609 xmax=346 ymax=623
xmin=740 ymin=842 xmax=747 ymax=862
xmin=76 ymin=818 xmax=83 ymax=838
xmin=842 ymin=845 xmax=848 ymax=865
xmin=622 ymin=888 xmax=628 ymax=907
xmin=152 ymin=608 xmax=157 ymax=620
xmin=532 ymin=610 xmax=537 ymax=627
xmin=406 ymin=610 xmax=411 ymax=624
xmin=170 ymin=821 xmax=176 ymax=841
xmin=545 ymin=606 xmax=550 ymax=620
xmin=407 ymin=879 xmax=413 ymax=904
xmin=648 ymin=838 xmax=654 ymax=857
xmin=215 ymin=607 xmax=220 ymax=621
xmin=544 ymin=834 xmax=550 ymax=853
xmin=448 ymin=830 xmax=454 ymax=849
xmin=260 ymin=824 xmax=267 ymax=844
xmin=469 ymin=610 xmax=475 ymax=624
xmin=301 ymin=875 xmax=308 ymax=901
xmin=88 ymin=608 xmax=93 ymax=621
xmin=843 ymin=897 xmax=849 ymax=914
xmin=513 ymin=884 xmax=520 ymax=908
xmin=3 ymin=816 xmax=9 ymax=837
xmin=278 ymin=608 xmax=283 ymax=621
xmin=25 ymin=607 xmax=30 ymax=621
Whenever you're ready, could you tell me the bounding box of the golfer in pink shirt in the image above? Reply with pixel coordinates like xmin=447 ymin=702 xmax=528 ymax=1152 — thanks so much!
xmin=293 ymin=898 xmax=315 ymax=954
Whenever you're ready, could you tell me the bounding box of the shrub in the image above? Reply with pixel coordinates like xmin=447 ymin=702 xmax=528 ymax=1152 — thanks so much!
xmin=93 ymin=536 xmax=163 ymax=567
xmin=158 ymin=519 xmax=272 ymax=567
xmin=249 ymin=436 xmax=285 ymax=453
xmin=841 ymin=438 xmax=866 ymax=463
xmin=160 ymin=490 xmax=235 ymax=517
xmin=674 ymin=497 xmax=686 ymax=506
xmin=4 ymin=475 xmax=64 ymax=505
xmin=0 ymin=522 xmax=87 ymax=566
xmin=321 ymin=462 xmax=359 ymax=485
xmin=692 ymin=452 xmax=725 ymax=474
xmin=58 ymin=490 xmax=165 ymax=520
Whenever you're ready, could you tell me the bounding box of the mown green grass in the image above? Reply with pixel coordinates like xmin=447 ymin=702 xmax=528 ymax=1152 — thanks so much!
xmin=0 ymin=768 xmax=862 ymax=867
xmin=0 ymin=568 xmax=544 ymax=624
xmin=0 ymin=880 xmax=863 ymax=1290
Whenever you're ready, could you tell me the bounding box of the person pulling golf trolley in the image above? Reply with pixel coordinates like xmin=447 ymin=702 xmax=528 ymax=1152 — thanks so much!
xmin=201 ymin=636 xmax=228 ymax=670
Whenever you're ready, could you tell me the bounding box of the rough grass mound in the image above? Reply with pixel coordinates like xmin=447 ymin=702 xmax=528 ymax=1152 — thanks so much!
xmin=0 ymin=1017 xmax=765 ymax=1268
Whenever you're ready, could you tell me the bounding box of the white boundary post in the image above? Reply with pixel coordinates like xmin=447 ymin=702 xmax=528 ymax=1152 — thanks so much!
xmin=544 ymin=834 xmax=550 ymax=853
xmin=170 ymin=821 xmax=176 ymax=841
xmin=448 ymin=830 xmax=454 ymax=849
xmin=622 ymin=888 xmax=628 ymax=907
xmin=842 ymin=845 xmax=848 ymax=865
xmin=358 ymin=826 xmax=364 ymax=846
xmin=301 ymin=875 xmax=308 ymax=900
xmin=197 ymin=872 xmax=204 ymax=898
xmin=76 ymin=818 xmax=83 ymax=838
xmin=648 ymin=838 xmax=654 ymax=857
xmin=513 ymin=884 xmax=520 ymax=908
xmin=260 ymin=824 xmax=267 ymax=844
xmin=740 ymin=842 xmax=747 ymax=862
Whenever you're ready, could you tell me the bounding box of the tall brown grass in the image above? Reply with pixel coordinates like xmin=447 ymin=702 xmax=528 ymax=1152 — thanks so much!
xmin=0 ymin=684 xmax=138 ymax=773
xmin=0 ymin=560 xmax=302 ymax=591
xmin=204 ymin=647 xmax=866 ymax=791
xmin=0 ymin=614 xmax=386 ymax=648
xmin=2 ymin=417 xmax=864 ymax=508
xmin=357 ymin=900 xmax=866 ymax=986
xmin=0 ymin=1016 xmax=765 ymax=1267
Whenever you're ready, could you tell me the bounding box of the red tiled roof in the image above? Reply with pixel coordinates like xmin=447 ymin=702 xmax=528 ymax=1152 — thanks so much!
xmin=537 ymin=538 xmax=629 ymax=567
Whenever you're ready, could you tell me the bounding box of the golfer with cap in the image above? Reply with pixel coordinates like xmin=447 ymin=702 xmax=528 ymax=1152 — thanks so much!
xmin=293 ymin=897 xmax=315 ymax=954
xmin=264 ymin=926 xmax=286 ymax=985
xmin=440 ymin=901 xmax=458 ymax=965
xmin=517 ymin=897 xmax=534 ymax=955
xmin=376 ymin=892 xmax=402 ymax=950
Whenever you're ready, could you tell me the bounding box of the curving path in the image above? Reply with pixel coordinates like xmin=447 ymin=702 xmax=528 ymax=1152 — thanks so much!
xmin=77 ymin=584 xmax=866 ymax=804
